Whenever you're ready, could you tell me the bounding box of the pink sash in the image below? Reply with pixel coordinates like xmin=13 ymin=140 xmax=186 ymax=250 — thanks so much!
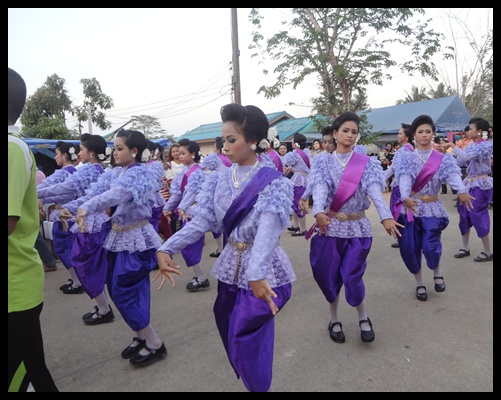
xmin=267 ymin=149 xmax=284 ymax=173
xmin=392 ymin=150 xmax=444 ymax=222
xmin=296 ymin=149 xmax=310 ymax=169
xmin=305 ymin=152 xmax=369 ymax=240
xmin=181 ymin=164 xmax=202 ymax=194
xmin=218 ymin=153 xmax=232 ymax=167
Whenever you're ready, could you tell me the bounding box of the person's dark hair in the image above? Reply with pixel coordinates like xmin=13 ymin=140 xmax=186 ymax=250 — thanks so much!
xmin=310 ymin=138 xmax=322 ymax=150
xmin=321 ymin=125 xmax=334 ymax=136
xmin=8 ymin=67 xmax=27 ymax=125
xmin=220 ymin=103 xmax=269 ymax=154
xmin=332 ymin=112 xmax=360 ymax=131
xmin=214 ymin=136 xmax=224 ymax=152
xmin=56 ymin=141 xmax=79 ymax=162
xmin=166 ymin=143 xmax=179 ymax=162
xmin=115 ymin=129 xmax=148 ymax=162
xmin=80 ymin=133 xmax=108 ymax=159
xmin=178 ymin=138 xmax=202 ymax=162
xmin=469 ymin=117 xmax=489 ymax=132
xmin=464 ymin=125 xmax=470 ymax=132
xmin=400 ymin=122 xmax=414 ymax=144
xmin=293 ymin=133 xmax=307 ymax=149
xmin=410 ymin=114 xmax=435 ymax=135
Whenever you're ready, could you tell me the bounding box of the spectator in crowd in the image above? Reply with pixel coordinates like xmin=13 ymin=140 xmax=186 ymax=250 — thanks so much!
xmin=8 ymin=66 xmax=59 ymax=392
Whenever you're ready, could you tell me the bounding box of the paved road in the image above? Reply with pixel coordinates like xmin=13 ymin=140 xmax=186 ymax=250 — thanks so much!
xmin=40 ymin=192 xmax=493 ymax=392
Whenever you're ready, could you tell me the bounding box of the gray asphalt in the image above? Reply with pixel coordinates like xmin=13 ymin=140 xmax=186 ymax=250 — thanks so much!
xmin=40 ymin=191 xmax=493 ymax=392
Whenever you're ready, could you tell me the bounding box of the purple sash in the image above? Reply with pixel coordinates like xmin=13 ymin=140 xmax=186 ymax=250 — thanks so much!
xmin=305 ymin=152 xmax=369 ymax=240
xmin=222 ymin=167 xmax=282 ymax=237
xmin=63 ymin=165 xmax=77 ymax=174
xmin=181 ymin=164 xmax=202 ymax=194
xmin=296 ymin=149 xmax=310 ymax=169
xmin=218 ymin=153 xmax=232 ymax=167
xmin=267 ymin=149 xmax=284 ymax=173
xmin=392 ymin=150 xmax=444 ymax=222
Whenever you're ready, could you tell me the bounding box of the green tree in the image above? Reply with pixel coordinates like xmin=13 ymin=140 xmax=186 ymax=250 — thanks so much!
xmin=395 ymin=85 xmax=430 ymax=104
xmin=130 ymin=115 xmax=167 ymax=138
xmin=249 ymin=8 xmax=445 ymax=119
xmin=73 ymin=78 xmax=114 ymax=135
xmin=397 ymin=9 xmax=493 ymax=122
xmin=19 ymin=73 xmax=73 ymax=138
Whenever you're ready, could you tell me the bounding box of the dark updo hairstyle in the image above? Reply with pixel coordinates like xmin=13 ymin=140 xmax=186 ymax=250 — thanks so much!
xmin=469 ymin=117 xmax=489 ymax=133
xmin=56 ymin=141 xmax=79 ymax=162
xmin=178 ymin=138 xmax=202 ymax=163
xmin=410 ymin=114 xmax=435 ymax=136
xmin=220 ymin=103 xmax=269 ymax=154
xmin=214 ymin=136 xmax=224 ymax=152
xmin=332 ymin=111 xmax=360 ymax=132
xmin=80 ymin=133 xmax=108 ymax=159
xmin=115 ymin=129 xmax=148 ymax=163
xmin=401 ymin=122 xmax=414 ymax=145
xmin=293 ymin=133 xmax=308 ymax=150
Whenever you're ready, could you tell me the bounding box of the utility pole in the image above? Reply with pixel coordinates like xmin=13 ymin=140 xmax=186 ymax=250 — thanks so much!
xmin=231 ymin=8 xmax=241 ymax=104
xmin=87 ymin=104 xmax=93 ymax=134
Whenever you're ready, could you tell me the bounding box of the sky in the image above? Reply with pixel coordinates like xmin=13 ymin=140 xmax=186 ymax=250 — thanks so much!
xmin=8 ymin=8 xmax=492 ymax=138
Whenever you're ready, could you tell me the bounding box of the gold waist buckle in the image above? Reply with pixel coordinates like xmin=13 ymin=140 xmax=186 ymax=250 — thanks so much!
xmin=467 ymin=174 xmax=489 ymax=182
xmin=411 ymin=193 xmax=438 ymax=203
xmin=111 ymin=219 xmax=149 ymax=233
xmin=326 ymin=210 xmax=366 ymax=221
xmin=227 ymin=238 xmax=253 ymax=284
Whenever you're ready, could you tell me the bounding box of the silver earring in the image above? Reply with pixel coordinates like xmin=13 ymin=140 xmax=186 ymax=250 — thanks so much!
xmin=250 ymin=144 xmax=257 ymax=151
xmin=132 ymin=153 xmax=136 ymax=158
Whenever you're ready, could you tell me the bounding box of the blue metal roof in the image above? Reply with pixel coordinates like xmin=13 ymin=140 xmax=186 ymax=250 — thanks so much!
xmin=174 ymin=96 xmax=471 ymax=144
xmin=360 ymin=96 xmax=471 ymax=134
xmin=175 ymin=111 xmax=327 ymax=143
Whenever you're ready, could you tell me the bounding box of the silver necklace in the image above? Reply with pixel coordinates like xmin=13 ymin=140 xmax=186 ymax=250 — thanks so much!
xmin=334 ymin=150 xmax=354 ymax=169
xmin=416 ymin=149 xmax=433 ymax=164
xmin=232 ymin=160 xmax=259 ymax=189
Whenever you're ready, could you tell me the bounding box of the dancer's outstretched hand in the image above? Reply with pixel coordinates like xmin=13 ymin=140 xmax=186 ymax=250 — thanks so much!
xmin=153 ymin=252 xmax=183 ymax=290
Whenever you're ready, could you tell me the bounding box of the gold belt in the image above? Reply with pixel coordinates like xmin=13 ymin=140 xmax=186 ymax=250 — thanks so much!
xmin=227 ymin=238 xmax=253 ymax=283
xmin=111 ymin=219 xmax=149 ymax=233
xmin=227 ymin=237 xmax=253 ymax=251
xmin=326 ymin=210 xmax=366 ymax=221
xmin=411 ymin=193 xmax=438 ymax=202
xmin=467 ymin=174 xmax=489 ymax=182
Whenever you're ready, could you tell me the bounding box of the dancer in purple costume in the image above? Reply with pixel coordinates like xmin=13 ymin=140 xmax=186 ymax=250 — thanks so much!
xmin=392 ymin=115 xmax=474 ymax=302
xmin=37 ymin=141 xmax=81 ymax=293
xmin=155 ymin=103 xmax=296 ymax=392
xmin=306 ymin=112 xmax=402 ymax=344
xmin=283 ymin=133 xmax=310 ymax=236
xmin=163 ymin=138 xmax=208 ymax=291
xmin=74 ymin=129 xmax=182 ymax=367
xmin=440 ymin=117 xmax=493 ymax=262
xmin=203 ymin=137 xmax=232 ymax=258
xmin=383 ymin=123 xmax=414 ymax=249
xmin=57 ymin=133 xmax=114 ymax=324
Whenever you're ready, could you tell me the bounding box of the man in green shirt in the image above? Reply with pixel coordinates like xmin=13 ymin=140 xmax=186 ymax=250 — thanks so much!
xmin=8 ymin=67 xmax=58 ymax=392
